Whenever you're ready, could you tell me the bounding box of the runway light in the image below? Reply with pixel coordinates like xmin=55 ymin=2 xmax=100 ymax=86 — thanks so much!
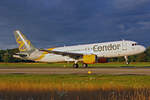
xmin=88 ymin=71 xmax=92 ymax=74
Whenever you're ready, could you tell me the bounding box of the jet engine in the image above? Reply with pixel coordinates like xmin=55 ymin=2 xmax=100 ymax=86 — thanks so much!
xmin=83 ymin=55 xmax=96 ymax=64
xmin=83 ymin=55 xmax=108 ymax=64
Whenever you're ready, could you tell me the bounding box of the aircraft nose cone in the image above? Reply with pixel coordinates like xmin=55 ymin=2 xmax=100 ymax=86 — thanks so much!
xmin=140 ymin=45 xmax=146 ymax=53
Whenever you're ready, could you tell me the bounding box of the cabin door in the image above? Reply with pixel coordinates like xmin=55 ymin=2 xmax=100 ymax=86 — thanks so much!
xmin=122 ymin=40 xmax=127 ymax=51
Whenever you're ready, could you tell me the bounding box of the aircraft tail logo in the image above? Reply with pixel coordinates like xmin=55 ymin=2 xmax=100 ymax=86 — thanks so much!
xmin=14 ymin=30 xmax=35 ymax=52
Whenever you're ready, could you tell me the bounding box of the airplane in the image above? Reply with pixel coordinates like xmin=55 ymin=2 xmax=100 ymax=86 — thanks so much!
xmin=13 ymin=30 xmax=146 ymax=68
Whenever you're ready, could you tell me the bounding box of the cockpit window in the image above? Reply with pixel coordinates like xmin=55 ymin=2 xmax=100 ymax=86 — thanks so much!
xmin=132 ymin=43 xmax=137 ymax=46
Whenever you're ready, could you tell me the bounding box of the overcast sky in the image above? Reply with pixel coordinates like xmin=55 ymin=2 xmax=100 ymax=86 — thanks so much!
xmin=0 ymin=0 xmax=150 ymax=49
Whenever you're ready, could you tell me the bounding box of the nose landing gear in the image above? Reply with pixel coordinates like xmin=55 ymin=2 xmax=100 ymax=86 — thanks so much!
xmin=124 ymin=56 xmax=129 ymax=64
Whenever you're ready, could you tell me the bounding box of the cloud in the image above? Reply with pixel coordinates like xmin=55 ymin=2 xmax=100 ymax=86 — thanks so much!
xmin=0 ymin=0 xmax=150 ymax=49
xmin=113 ymin=0 xmax=150 ymax=11
xmin=137 ymin=21 xmax=150 ymax=29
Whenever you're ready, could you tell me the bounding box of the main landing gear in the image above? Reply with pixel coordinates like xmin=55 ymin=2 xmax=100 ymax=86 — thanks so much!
xmin=73 ymin=63 xmax=88 ymax=68
xmin=73 ymin=60 xmax=79 ymax=68
xmin=124 ymin=56 xmax=129 ymax=65
xmin=72 ymin=60 xmax=88 ymax=68
xmin=82 ymin=63 xmax=88 ymax=68
xmin=73 ymin=64 xmax=79 ymax=68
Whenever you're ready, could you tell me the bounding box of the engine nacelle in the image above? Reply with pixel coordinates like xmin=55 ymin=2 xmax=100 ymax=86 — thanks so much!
xmin=83 ymin=55 xmax=96 ymax=64
xmin=97 ymin=57 xmax=108 ymax=63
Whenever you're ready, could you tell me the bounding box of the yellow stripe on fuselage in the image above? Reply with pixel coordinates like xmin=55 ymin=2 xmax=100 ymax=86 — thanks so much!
xmin=47 ymin=48 xmax=55 ymax=51
xmin=34 ymin=52 xmax=48 ymax=61
xmin=34 ymin=48 xmax=55 ymax=61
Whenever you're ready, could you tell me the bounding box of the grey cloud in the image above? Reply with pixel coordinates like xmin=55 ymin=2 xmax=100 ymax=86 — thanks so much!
xmin=0 ymin=0 xmax=150 ymax=49
xmin=137 ymin=21 xmax=150 ymax=29
xmin=113 ymin=0 xmax=150 ymax=11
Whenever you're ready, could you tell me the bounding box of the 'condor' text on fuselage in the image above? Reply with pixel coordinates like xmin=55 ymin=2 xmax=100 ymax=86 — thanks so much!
xmin=93 ymin=44 xmax=121 ymax=52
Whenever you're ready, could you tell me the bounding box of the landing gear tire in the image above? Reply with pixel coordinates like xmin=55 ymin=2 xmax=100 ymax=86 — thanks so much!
xmin=73 ymin=64 xmax=79 ymax=68
xmin=82 ymin=63 xmax=88 ymax=68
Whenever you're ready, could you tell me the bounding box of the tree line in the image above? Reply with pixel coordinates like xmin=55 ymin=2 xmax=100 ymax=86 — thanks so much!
xmin=0 ymin=47 xmax=150 ymax=63
xmin=0 ymin=48 xmax=34 ymax=63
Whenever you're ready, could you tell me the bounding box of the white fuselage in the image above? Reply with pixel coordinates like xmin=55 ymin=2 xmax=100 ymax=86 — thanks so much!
xmin=29 ymin=40 xmax=145 ymax=63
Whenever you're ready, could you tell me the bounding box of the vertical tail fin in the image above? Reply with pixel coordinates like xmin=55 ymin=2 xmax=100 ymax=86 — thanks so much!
xmin=14 ymin=30 xmax=35 ymax=52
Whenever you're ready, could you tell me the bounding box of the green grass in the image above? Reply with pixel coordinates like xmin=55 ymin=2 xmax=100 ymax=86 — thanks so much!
xmin=0 ymin=63 xmax=69 ymax=67
xmin=0 ymin=62 xmax=150 ymax=68
xmin=89 ymin=62 xmax=150 ymax=67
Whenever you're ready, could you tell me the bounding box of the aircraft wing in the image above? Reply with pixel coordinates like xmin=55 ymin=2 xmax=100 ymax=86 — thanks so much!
xmin=39 ymin=49 xmax=83 ymax=59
